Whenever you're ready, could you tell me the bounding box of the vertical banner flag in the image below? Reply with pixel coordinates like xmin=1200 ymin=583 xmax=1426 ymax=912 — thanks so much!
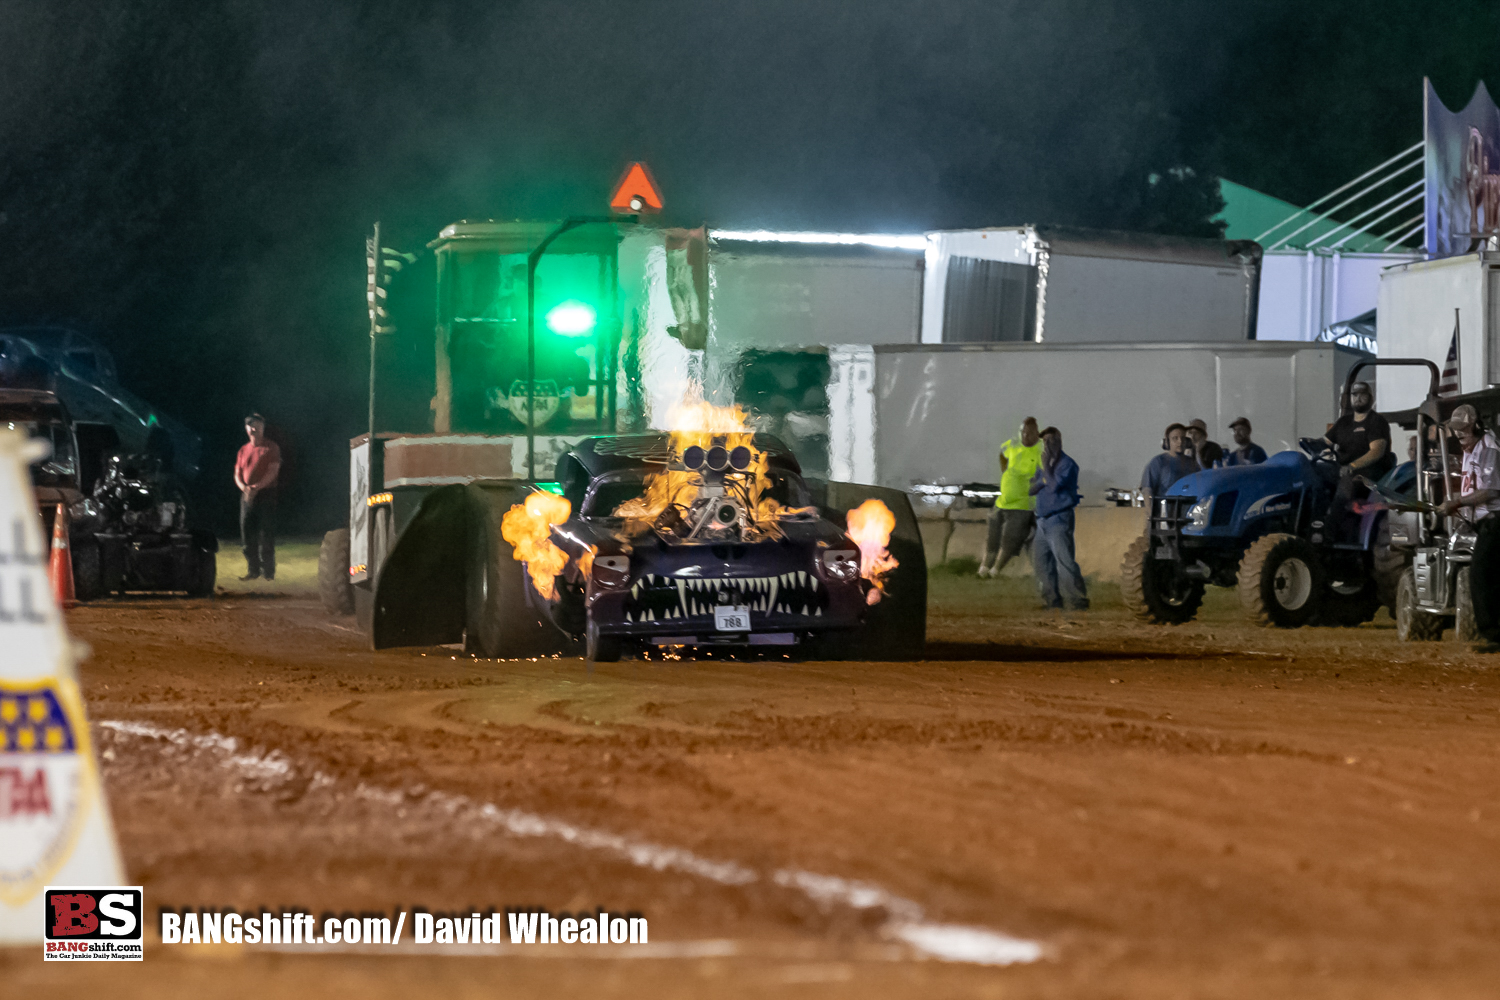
xmin=1425 ymin=78 xmax=1500 ymax=258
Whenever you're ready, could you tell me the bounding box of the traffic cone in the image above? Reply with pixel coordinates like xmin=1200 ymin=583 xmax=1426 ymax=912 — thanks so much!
xmin=0 ymin=428 xmax=126 ymax=944
xmin=48 ymin=501 xmax=77 ymax=609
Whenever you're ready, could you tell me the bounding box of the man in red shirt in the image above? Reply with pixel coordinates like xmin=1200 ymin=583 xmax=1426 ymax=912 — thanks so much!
xmin=234 ymin=413 xmax=282 ymax=580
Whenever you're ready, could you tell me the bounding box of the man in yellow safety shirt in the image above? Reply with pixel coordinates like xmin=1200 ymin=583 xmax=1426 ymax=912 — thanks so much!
xmin=979 ymin=416 xmax=1043 ymax=578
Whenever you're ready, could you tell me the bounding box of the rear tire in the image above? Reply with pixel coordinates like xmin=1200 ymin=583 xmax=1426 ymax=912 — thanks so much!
xmin=72 ymin=538 xmax=104 ymax=602
xmin=318 ymin=528 xmax=355 ymax=616
xmin=187 ymin=546 xmax=216 ymax=598
xmin=1239 ymin=533 xmax=1324 ymax=628
xmin=586 ymin=621 xmax=623 ymax=663
xmin=1120 ymin=534 xmax=1204 ymax=624
xmin=1454 ymin=566 xmax=1480 ymax=642
xmin=1370 ymin=514 xmax=1407 ymax=614
xmin=1395 ymin=567 xmax=1444 ymax=641
xmin=1316 ymin=579 xmax=1381 ymax=627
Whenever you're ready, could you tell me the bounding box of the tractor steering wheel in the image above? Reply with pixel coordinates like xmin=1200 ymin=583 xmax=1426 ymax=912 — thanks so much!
xmin=1299 ymin=437 xmax=1339 ymax=466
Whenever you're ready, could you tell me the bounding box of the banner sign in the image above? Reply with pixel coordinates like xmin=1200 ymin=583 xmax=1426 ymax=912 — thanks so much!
xmin=1425 ymin=78 xmax=1500 ymax=258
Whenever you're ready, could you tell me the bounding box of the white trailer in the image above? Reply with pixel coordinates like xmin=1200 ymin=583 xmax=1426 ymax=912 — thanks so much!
xmin=1377 ymin=251 xmax=1500 ymax=410
xmin=919 ymin=226 xmax=1263 ymax=345
xmin=822 ymin=340 xmax=1367 ymax=501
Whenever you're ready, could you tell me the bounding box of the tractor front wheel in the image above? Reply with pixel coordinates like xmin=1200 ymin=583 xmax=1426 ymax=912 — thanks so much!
xmin=318 ymin=529 xmax=355 ymax=616
xmin=586 ymin=620 xmax=623 ymax=663
xmin=1120 ymin=534 xmax=1204 ymax=624
xmin=1454 ymin=566 xmax=1481 ymax=642
xmin=1239 ymin=533 xmax=1325 ymax=628
xmin=1395 ymin=567 xmax=1445 ymax=641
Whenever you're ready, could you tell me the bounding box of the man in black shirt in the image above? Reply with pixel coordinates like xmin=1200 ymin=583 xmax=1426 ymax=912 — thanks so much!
xmin=1319 ymin=381 xmax=1392 ymax=543
xmin=1325 ymin=382 xmax=1393 ymax=474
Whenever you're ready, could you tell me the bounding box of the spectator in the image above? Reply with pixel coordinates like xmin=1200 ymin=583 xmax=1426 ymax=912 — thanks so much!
xmin=1223 ymin=417 xmax=1268 ymax=466
xmin=1444 ymin=405 xmax=1500 ymax=641
xmin=234 ymin=413 xmax=282 ymax=581
xmin=1437 ymin=405 xmax=1500 ymax=523
xmin=979 ymin=416 xmax=1042 ymax=578
xmin=1141 ymin=423 xmax=1199 ymax=497
xmin=1029 ymin=426 xmax=1088 ymax=610
xmin=1186 ymin=418 xmax=1224 ymax=469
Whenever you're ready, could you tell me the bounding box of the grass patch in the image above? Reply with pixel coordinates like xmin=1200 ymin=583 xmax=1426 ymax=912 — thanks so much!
xmin=215 ymin=538 xmax=321 ymax=595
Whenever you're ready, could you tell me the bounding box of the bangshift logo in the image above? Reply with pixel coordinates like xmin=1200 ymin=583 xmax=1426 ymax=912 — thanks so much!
xmin=43 ymin=886 xmax=144 ymax=961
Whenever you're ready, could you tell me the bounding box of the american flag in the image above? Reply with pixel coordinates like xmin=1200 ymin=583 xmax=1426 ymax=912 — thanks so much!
xmin=1439 ymin=318 xmax=1460 ymax=396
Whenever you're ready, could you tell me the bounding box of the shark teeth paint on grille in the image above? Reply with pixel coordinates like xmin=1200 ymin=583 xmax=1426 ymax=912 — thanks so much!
xmin=622 ymin=573 xmax=835 ymax=622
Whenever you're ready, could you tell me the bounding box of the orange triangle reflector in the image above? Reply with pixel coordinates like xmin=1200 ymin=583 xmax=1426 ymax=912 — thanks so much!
xmin=610 ymin=162 xmax=663 ymax=213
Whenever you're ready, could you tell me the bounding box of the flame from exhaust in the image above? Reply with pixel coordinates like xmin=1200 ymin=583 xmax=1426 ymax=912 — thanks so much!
xmin=501 ymin=491 xmax=572 ymax=599
xmin=614 ymin=388 xmax=774 ymax=527
xmin=846 ymin=498 xmax=899 ymax=604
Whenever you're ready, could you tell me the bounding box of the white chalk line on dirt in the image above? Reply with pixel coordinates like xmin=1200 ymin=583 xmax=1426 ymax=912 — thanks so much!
xmin=99 ymin=719 xmax=1044 ymax=967
xmin=261 ymin=939 xmax=741 ymax=959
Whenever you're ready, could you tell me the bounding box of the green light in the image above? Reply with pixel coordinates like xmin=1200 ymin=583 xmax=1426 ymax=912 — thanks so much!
xmin=545 ymin=300 xmax=597 ymax=336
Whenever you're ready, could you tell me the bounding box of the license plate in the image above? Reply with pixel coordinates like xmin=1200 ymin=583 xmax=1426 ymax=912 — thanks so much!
xmin=713 ymin=605 xmax=751 ymax=631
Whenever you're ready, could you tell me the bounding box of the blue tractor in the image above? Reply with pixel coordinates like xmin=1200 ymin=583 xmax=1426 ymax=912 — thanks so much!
xmin=1121 ymin=359 xmax=1436 ymax=628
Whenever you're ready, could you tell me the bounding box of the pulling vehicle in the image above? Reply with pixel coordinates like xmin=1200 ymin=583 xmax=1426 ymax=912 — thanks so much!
xmin=1 ymin=387 xmax=216 ymax=599
xmin=1121 ymin=359 xmax=1434 ymax=627
xmin=326 ymin=432 xmax=926 ymax=662
xmin=74 ymin=452 xmax=217 ymax=598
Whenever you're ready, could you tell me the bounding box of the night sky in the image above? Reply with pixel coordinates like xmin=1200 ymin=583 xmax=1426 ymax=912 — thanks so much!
xmin=0 ymin=0 xmax=1495 ymax=531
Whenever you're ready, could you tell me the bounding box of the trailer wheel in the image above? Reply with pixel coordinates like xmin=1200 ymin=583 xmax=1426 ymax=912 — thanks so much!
xmin=1120 ymin=534 xmax=1204 ymax=624
xmin=72 ymin=539 xmax=104 ymax=602
xmin=318 ymin=528 xmax=355 ymax=616
xmin=1395 ymin=568 xmax=1444 ymax=641
xmin=1454 ymin=567 xmax=1480 ymax=642
xmin=1239 ymin=533 xmax=1324 ymax=628
xmin=586 ymin=621 xmax=622 ymax=663
xmin=187 ymin=545 xmax=216 ymax=598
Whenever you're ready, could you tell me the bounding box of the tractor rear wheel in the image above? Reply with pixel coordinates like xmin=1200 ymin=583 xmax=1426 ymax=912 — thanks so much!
xmin=1316 ymin=578 xmax=1381 ymax=627
xmin=1120 ymin=534 xmax=1204 ymax=624
xmin=1239 ymin=533 xmax=1324 ymax=628
xmin=318 ymin=528 xmax=355 ymax=616
xmin=1370 ymin=514 xmax=1407 ymax=614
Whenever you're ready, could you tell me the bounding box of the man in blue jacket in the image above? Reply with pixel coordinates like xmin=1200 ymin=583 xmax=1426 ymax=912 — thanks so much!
xmin=1029 ymin=426 xmax=1089 ymax=611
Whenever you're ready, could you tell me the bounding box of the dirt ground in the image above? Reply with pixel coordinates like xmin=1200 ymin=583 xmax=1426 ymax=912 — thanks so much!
xmin=6 ymin=569 xmax=1499 ymax=998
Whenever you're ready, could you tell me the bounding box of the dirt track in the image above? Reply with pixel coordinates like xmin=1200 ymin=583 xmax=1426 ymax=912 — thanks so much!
xmin=7 ymin=577 xmax=1500 ymax=997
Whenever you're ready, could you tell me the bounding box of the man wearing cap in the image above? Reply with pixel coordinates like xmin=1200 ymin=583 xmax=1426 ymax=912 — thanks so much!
xmin=234 ymin=413 xmax=281 ymax=581
xmin=1437 ymin=405 xmax=1500 ymax=522
xmin=1141 ymin=423 xmax=1199 ymax=497
xmin=1224 ymin=418 xmax=1268 ymax=466
xmin=1440 ymin=405 xmax=1500 ymax=642
xmin=979 ymin=417 xmax=1042 ymax=578
xmin=1319 ymin=381 xmax=1392 ymax=543
xmin=1185 ymin=418 xmax=1224 ymax=470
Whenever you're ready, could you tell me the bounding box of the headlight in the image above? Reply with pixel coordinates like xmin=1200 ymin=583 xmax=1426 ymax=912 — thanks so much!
xmin=1187 ymin=497 xmax=1212 ymax=529
xmin=821 ymin=549 xmax=861 ymax=582
xmin=593 ymin=554 xmax=631 ymax=590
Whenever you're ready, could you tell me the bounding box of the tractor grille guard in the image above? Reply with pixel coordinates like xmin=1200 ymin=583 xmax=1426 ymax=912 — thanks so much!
xmin=1148 ymin=495 xmax=1196 ymax=562
xmin=1150 ymin=496 xmax=1196 ymax=534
